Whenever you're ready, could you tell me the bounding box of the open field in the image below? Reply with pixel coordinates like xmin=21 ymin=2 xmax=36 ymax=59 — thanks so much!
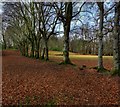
xmin=49 ymin=51 xmax=113 ymax=70
xmin=49 ymin=51 xmax=113 ymax=59
xmin=2 ymin=50 xmax=120 ymax=106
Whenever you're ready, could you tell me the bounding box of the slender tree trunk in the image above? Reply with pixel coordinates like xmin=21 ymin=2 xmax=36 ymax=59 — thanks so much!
xmin=30 ymin=2 xmax=35 ymax=58
xmin=40 ymin=42 xmax=43 ymax=58
xmin=35 ymin=41 xmax=40 ymax=59
xmin=92 ymin=43 xmax=95 ymax=55
xmin=26 ymin=45 xmax=29 ymax=57
xmin=44 ymin=40 xmax=49 ymax=61
xmin=25 ymin=41 xmax=29 ymax=57
xmin=23 ymin=42 xmax=26 ymax=56
xmin=98 ymin=36 xmax=103 ymax=68
xmin=89 ymin=44 xmax=91 ymax=54
xmin=30 ymin=41 xmax=34 ymax=57
xmin=2 ymin=34 xmax=6 ymax=49
xmin=26 ymin=44 xmax=29 ymax=57
xmin=82 ymin=41 xmax=85 ymax=54
xmin=113 ymin=2 xmax=120 ymax=71
xmin=35 ymin=39 xmax=40 ymax=59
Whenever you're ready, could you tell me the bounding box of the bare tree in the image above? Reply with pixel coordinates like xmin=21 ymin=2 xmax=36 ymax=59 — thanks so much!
xmin=54 ymin=2 xmax=85 ymax=64
xmin=97 ymin=2 xmax=104 ymax=70
xmin=35 ymin=2 xmax=58 ymax=60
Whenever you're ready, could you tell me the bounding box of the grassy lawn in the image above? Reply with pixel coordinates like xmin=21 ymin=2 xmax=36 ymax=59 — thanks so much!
xmin=49 ymin=51 xmax=113 ymax=60
xmin=49 ymin=51 xmax=113 ymax=70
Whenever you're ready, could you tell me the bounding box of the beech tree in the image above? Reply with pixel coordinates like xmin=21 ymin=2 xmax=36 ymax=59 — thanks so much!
xmin=97 ymin=2 xmax=104 ymax=70
xmin=113 ymin=2 xmax=120 ymax=74
xmin=2 ymin=3 xmax=16 ymax=49
xmin=54 ymin=2 xmax=85 ymax=64
xmin=35 ymin=2 xmax=58 ymax=60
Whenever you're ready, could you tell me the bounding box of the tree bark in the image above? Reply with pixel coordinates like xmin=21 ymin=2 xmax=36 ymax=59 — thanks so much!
xmin=35 ymin=41 xmax=40 ymax=59
xmin=2 ymin=34 xmax=7 ymax=49
xmin=44 ymin=39 xmax=49 ymax=61
xmin=98 ymin=36 xmax=103 ymax=68
xmin=63 ymin=23 xmax=71 ymax=63
xmin=97 ymin=2 xmax=104 ymax=69
xmin=113 ymin=2 xmax=120 ymax=71
xmin=41 ymin=47 xmax=45 ymax=59
xmin=30 ymin=41 xmax=34 ymax=57
xmin=25 ymin=42 xmax=29 ymax=57
xmin=63 ymin=2 xmax=72 ymax=64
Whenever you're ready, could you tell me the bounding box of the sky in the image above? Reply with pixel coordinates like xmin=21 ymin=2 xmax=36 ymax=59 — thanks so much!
xmin=0 ymin=3 xmax=2 ymax=42
xmin=0 ymin=3 xmax=3 ymax=14
xmin=0 ymin=2 xmax=115 ymax=38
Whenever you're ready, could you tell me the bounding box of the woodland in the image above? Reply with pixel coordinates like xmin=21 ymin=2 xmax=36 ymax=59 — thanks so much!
xmin=1 ymin=1 xmax=120 ymax=106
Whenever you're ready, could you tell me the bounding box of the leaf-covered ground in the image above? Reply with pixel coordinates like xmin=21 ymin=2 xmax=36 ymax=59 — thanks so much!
xmin=2 ymin=50 xmax=120 ymax=106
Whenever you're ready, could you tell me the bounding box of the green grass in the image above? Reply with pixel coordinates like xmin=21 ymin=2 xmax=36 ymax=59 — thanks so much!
xmin=7 ymin=48 xmax=18 ymax=50
xmin=0 ymin=44 xmax=2 ymax=50
xmin=49 ymin=51 xmax=113 ymax=60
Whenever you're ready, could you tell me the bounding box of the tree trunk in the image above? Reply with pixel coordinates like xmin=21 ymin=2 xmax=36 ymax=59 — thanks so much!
xmin=63 ymin=3 xmax=72 ymax=64
xmin=45 ymin=40 xmax=49 ymax=61
xmin=35 ymin=41 xmax=40 ymax=59
xmin=98 ymin=36 xmax=103 ymax=68
xmin=25 ymin=41 xmax=29 ymax=57
xmin=30 ymin=41 xmax=34 ymax=58
xmin=20 ymin=42 xmax=25 ymax=56
xmin=97 ymin=2 xmax=104 ymax=69
xmin=63 ymin=23 xmax=71 ymax=64
xmin=2 ymin=34 xmax=6 ymax=49
xmin=40 ymin=42 xmax=43 ymax=58
xmin=113 ymin=2 xmax=120 ymax=71
xmin=35 ymin=33 xmax=41 ymax=59
xmin=41 ymin=47 xmax=45 ymax=59
xmin=19 ymin=43 xmax=23 ymax=56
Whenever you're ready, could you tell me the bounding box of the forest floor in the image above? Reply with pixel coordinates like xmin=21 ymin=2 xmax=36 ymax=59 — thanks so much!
xmin=2 ymin=50 xmax=120 ymax=106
